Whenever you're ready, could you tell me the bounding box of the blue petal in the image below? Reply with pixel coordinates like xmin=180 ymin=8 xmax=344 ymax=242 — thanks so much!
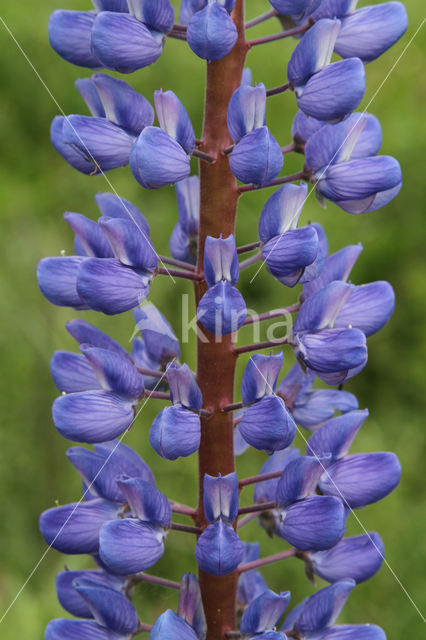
xmin=149 ymin=405 xmax=201 ymax=460
xmin=175 ymin=175 xmax=200 ymax=234
xmin=237 ymin=543 xmax=268 ymax=606
xmin=77 ymin=258 xmax=151 ymax=314
xmin=295 ymin=579 xmax=355 ymax=633
xmin=91 ymin=12 xmax=164 ymax=73
xmin=293 ymin=389 xmax=359 ymax=429
xmin=73 ymin=578 xmax=138 ymax=634
xmin=319 ymin=452 xmax=401 ymax=508
xmin=48 ymin=10 xmax=101 ymax=68
xmin=263 ymin=226 xmax=319 ymax=287
xmin=334 ymin=281 xmax=395 ymax=337
xmin=91 ymin=73 xmax=154 ymax=134
xmin=187 ymin=3 xmax=237 ymax=61
xmin=241 ymin=67 xmax=253 ymax=86
xmin=179 ymin=0 xmax=206 ymax=25
xmin=98 ymin=216 xmax=157 ymax=271
xmin=279 ymin=495 xmax=346 ymax=550
xmin=297 ymin=58 xmax=365 ymax=122
xmin=37 ymin=256 xmax=89 ymax=309
xmin=80 ymin=345 xmax=143 ymax=398
xmin=311 ymin=0 xmax=355 ymax=20
xmin=303 ymin=244 xmax=363 ymax=300
xmin=241 ymin=352 xmax=283 ymax=404
xmin=195 ymin=519 xmax=244 ymax=576
xmin=258 ymin=183 xmax=308 ymax=244
xmin=56 ymin=570 xmax=124 ymax=619
xmin=239 ymin=395 xmax=296 ymax=454
xmin=254 ymin=448 xmax=300 ymax=504
xmin=39 ymin=499 xmax=117 ymax=554
xmin=99 ymin=518 xmax=165 ymax=574
xmin=277 ymin=362 xmax=313 ymax=407
xmin=291 ymin=110 xmax=325 ymax=146
xmin=203 ymin=472 xmax=239 ymax=524
xmin=241 ymin=589 xmax=291 ymax=634
xmin=229 ymin=126 xmax=283 ymax=187
xmin=131 ymin=338 xmax=162 ymax=389
xmin=50 ymin=351 xmax=100 ymax=393
xmin=316 ymin=156 xmax=402 ymax=202
xmin=317 ymin=625 xmax=386 ymax=640
xmin=95 ymin=192 xmax=150 ymax=236
xmin=94 ymin=439 xmax=155 ymax=485
xmin=294 ymin=281 xmax=353 ymax=332
xmin=271 ymin=0 xmax=319 ymax=14
xmin=66 ymin=319 xmax=129 ymax=358
xmin=335 ymin=2 xmax=408 ymax=62
xmin=52 ymin=390 xmax=134 ymax=443
xmin=177 ymin=574 xmax=207 ymax=640
xmin=170 ymin=222 xmax=197 ymax=264
xmin=154 ymin=89 xmax=195 ymax=154
xmin=75 ymin=77 xmax=106 ymax=118
xmin=62 ymin=115 xmax=135 ymax=173
xmin=130 ymin=126 xmax=191 ymax=189
xmin=203 ymin=234 xmax=239 ymax=287
xmin=127 ymin=0 xmax=175 ymax=33
xmin=306 ymin=409 xmax=369 ymax=460
xmin=117 ymin=477 xmax=171 ymax=527
xmin=234 ymin=419 xmax=250 ymax=456
xmin=45 ymin=619 xmax=122 ymax=640
xmin=197 ymin=281 xmax=247 ymax=336
xmin=93 ymin=0 xmax=130 ymax=10
xmin=150 ymin=610 xmax=199 ymax=640
xmin=335 ymin=181 xmax=402 ymax=214
xmin=133 ymin=303 xmax=180 ymax=364
xmin=51 ymin=116 xmax=96 ymax=174
xmin=227 ymin=83 xmax=267 ymax=143
xmin=65 ymin=212 xmax=113 ymax=258
xmin=276 ymin=455 xmax=329 ymax=507
xmin=288 ymin=19 xmax=341 ymax=87
xmin=308 ymin=532 xmax=385 ymax=584
xmin=166 ymin=362 xmax=202 ymax=410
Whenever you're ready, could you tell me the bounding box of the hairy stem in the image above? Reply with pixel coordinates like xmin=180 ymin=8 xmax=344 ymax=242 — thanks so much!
xmin=194 ymin=2 xmax=248 ymax=638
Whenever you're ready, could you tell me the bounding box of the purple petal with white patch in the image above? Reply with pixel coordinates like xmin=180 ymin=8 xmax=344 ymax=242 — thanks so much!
xmin=45 ymin=619 xmax=123 ymax=640
xmin=187 ymin=3 xmax=237 ymax=61
xmin=48 ymin=10 xmax=101 ymax=68
xmin=229 ymin=126 xmax=283 ymax=186
xmin=150 ymin=609 xmax=199 ymax=640
xmin=308 ymin=532 xmax=385 ymax=584
xmin=311 ymin=0 xmax=356 ymax=20
xmin=203 ymin=472 xmax=239 ymax=524
xmin=241 ymin=352 xmax=283 ymax=404
xmin=335 ymin=2 xmax=408 ymax=62
xmin=276 ymin=455 xmax=330 ymax=507
xmin=95 ymin=192 xmax=150 ymax=236
xmin=294 ymin=281 xmax=354 ymax=332
xmin=234 ymin=421 xmax=250 ymax=456
xmin=306 ymin=409 xmax=368 ymax=460
xmin=130 ymin=127 xmax=191 ymax=189
xmin=73 ymin=578 xmax=138 ymax=634
xmin=39 ymin=499 xmax=118 ymax=555
xmin=133 ymin=304 xmax=180 ymax=364
xmin=149 ymin=405 xmax=201 ymax=460
xmin=154 ymin=90 xmax=195 ymax=154
xmin=319 ymin=452 xmax=401 ymax=508
xmin=197 ymin=281 xmax=247 ymax=336
xmin=56 ymin=570 xmax=124 ymax=619
xmin=303 ymin=244 xmax=363 ymax=299
xmin=195 ymin=519 xmax=244 ymax=576
xmin=175 ymin=175 xmax=200 ymax=234
xmin=336 ymin=182 xmax=402 ymax=214
xmin=75 ymin=77 xmax=105 ymax=118
xmin=52 ymin=390 xmax=134 ymax=443
xmin=240 ymin=589 xmax=291 ymax=634
xmin=178 ymin=574 xmax=207 ymax=640
xmin=334 ymin=281 xmax=395 ymax=337
xmin=239 ymin=395 xmax=296 ymax=454
xmin=279 ymin=495 xmax=346 ymax=550
xmin=80 ymin=345 xmax=143 ymax=398
xmin=98 ymin=217 xmax=157 ymax=271
xmin=179 ymin=0 xmax=206 ymax=25
xmin=288 ymin=19 xmax=340 ymax=88
xmin=91 ymin=12 xmax=164 ymax=73
xmin=297 ymin=58 xmax=365 ymax=122
xmin=77 ymin=258 xmax=151 ymax=314
xmin=227 ymin=83 xmax=266 ymax=143
xmin=65 ymin=212 xmax=113 ymax=258
xmin=258 ymin=183 xmax=308 ymax=244
xmin=203 ymin=234 xmax=239 ymax=287
xmin=127 ymin=0 xmax=174 ymax=33
xmin=166 ymin=362 xmax=202 ymax=410
xmin=50 ymin=351 xmax=101 ymax=393
xmin=99 ymin=518 xmax=166 ymax=574
xmin=37 ymin=256 xmax=89 ymax=310
xmin=117 ymin=477 xmax=171 ymax=527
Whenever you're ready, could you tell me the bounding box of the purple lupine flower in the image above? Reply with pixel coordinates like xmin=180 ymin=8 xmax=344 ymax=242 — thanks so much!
xmin=240 ymin=589 xmax=291 ymax=635
xmin=197 ymin=234 xmax=247 ymax=335
xmin=187 ymin=1 xmax=237 ymax=61
xmin=177 ymin=574 xmax=207 ymax=640
xmin=259 ymin=183 xmax=323 ymax=287
xmin=150 ymin=609 xmax=199 ymax=640
xmin=150 ymin=363 xmax=202 ymax=460
xmin=55 ymin=569 xmax=126 ymax=619
xmin=238 ymin=353 xmax=297 ymax=453
xmin=237 ymin=543 xmax=268 ymax=606
xmin=196 ymin=472 xmax=244 ymax=576
xmin=48 ymin=9 xmax=105 ymax=68
xmin=291 ymin=110 xmax=326 ymax=148
xmin=45 ymin=617 xmax=131 ymax=639
xmin=130 ymin=90 xmax=195 ymax=188
xmin=170 ymin=176 xmax=200 ymax=264
xmin=133 ymin=302 xmax=181 ymax=368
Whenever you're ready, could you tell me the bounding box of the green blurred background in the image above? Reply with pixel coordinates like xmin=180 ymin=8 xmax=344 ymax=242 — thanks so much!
xmin=0 ymin=0 xmax=425 ymax=637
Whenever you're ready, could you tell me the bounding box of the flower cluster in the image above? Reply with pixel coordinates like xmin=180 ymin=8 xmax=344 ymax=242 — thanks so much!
xmin=38 ymin=1 xmax=408 ymax=639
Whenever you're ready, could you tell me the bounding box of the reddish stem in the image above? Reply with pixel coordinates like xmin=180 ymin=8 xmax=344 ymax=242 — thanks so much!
xmin=222 ymin=401 xmax=244 ymax=413
xmin=238 ymin=470 xmax=284 ymax=488
xmin=238 ymin=500 xmax=277 ymax=515
xmin=239 ymin=252 xmax=262 ymax=270
xmin=170 ymin=503 xmax=197 ymax=517
xmin=144 ymin=390 xmax=171 ymax=401
xmin=243 ymin=304 xmax=300 ymax=325
xmin=133 ymin=573 xmax=180 ymax=590
xmin=136 ymin=367 xmax=164 ymax=379
xmin=233 ymin=336 xmax=289 ymax=355
xmin=159 ymin=255 xmax=196 ymax=271
xmin=136 ymin=622 xmax=154 ymax=634
xmin=157 ymin=267 xmax=203 ymax=281
xmin=236 ymin=241 xmax=261 ymax=254
xmin=238 ymin=548 xmax=296 ymax=573
xmin=238 ymin=171 xmax=307 ymax=193
xmin=170 ymin=523 xmax=202 ymax=535
xmin=282 ymin=142 xmax=296 ymax=154
xmin=248 ymin=24 xmax=309 ymax=47
xmin=245 ymin=9 xmax=278 ymax=30
xmin=192 ymin=148 xmax=217 ymax=164
xmin=266 ymin=82 xmax=291 ymax=97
